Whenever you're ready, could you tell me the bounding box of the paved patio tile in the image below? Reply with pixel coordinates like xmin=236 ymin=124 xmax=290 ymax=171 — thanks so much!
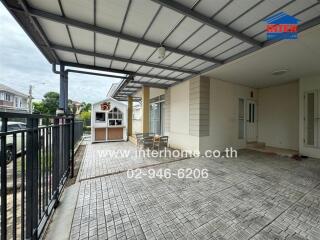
xmin=79 ymin=142 xmax=184 ymax=180
xmin=71 ymin=143 xmax=320 ymax=240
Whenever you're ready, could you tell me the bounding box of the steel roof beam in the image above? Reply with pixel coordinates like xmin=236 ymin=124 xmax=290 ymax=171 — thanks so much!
xmin=151 ymin=0 xmax=262 ymax=48
xmin=9 ymin=5 xmax=222 ymax=64
xmin=130 ymin=81 xmax=169 ymax=89
xmin=16 ymin=0 xmax=60 ymax=62
xmin=61 ymin=61 xmax=182 ymax=82
xmin=65 ymin=69 xmax=128 ymax=79
xmin=51 ymin=44 xmax=197 ymax=74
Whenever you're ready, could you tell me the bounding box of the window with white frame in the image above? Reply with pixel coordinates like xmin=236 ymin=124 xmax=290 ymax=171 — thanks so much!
xmin=5 ymin=93 xmax=12 ymax=102
xmin=108 ymin=107 xmax=123 ymax=126
xmin=304 ymin=90 xmax=320 ymax=148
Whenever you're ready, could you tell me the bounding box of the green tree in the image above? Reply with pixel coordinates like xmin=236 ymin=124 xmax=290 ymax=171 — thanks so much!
xmin=80 ymin=111 xmax=91 ymax=127
xmin=33 ymin=91 xmax=59 ymax=115
xmin=80 ymin=102 xmax=92 ymax=112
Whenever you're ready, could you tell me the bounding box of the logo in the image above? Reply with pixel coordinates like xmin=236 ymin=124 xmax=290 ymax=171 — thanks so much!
xmin=265 ymin=12 xmax=300 ymax=40
xmin=100 ymin=102 xmax=110 ymax=111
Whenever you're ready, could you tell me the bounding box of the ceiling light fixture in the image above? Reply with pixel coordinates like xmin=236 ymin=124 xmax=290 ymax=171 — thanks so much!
xmin=272 ymin=69 xmax=288 ymax=76
xmin=158 ymin=46 xmax=166 ymax=59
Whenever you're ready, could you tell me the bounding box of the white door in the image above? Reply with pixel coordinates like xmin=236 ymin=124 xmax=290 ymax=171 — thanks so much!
xmin=246 ymin=100 xmax=257 ymax=142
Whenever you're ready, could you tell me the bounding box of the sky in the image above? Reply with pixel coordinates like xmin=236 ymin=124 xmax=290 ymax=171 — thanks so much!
xmin=0 ymin=4 xmax=121 ymax=104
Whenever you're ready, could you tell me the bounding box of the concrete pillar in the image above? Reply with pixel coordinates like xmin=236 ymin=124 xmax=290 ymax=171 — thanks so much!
xmin=59 ymin=65 xmax=68 ymax=112
xmin=128 ymin=96 xmax=133 ymax=137
xmin=142 ymin=86 xmax=150 ymax=133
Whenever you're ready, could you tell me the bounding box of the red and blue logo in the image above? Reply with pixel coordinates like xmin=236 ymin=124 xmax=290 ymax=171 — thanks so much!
xmin=265 ymin=12 xmax=300 ymax=40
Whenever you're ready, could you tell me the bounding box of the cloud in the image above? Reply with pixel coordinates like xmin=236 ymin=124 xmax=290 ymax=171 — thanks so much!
xmin=0 ymin=4 xmax=121 ymax=103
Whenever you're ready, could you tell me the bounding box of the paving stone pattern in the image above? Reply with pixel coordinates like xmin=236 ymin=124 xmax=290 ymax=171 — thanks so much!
xmin=79 ymin=142 xmax=185 ymax=180
xmin=71 ymin=143 xmax=320 ymax=240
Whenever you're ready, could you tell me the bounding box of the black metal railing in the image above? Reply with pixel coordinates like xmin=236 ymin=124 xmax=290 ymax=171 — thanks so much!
xmin=0 ymin=112 xmax=83 ymax=240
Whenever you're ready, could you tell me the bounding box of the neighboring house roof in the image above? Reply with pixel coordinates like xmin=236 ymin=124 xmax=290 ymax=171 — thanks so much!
xmin=265 ymin=12 xmax=300 ymax=24
xmin=106 ymin=83 xmax=120 ymax=98
xmin=71 ymin=100 xmax=81 ymax=106
xmin=93 ymin=97 xmax=127 ymax=107
xmin=0 ymin=83 xmax=29 ymax=98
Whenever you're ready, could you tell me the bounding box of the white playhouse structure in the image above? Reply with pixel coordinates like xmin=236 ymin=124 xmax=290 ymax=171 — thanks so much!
xmin=91 ymin=98 xmax=128 ymax=142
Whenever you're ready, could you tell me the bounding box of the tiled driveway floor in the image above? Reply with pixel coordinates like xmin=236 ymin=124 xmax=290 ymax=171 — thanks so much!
xmin=79 ymin=142 xmax=185 ymax=180
xmin=71 ymin=143 xmax=320 ymax=240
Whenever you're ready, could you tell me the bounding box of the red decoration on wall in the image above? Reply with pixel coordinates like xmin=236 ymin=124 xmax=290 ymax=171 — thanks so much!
xmin=100 ymin=102 xmax=111 ymax=111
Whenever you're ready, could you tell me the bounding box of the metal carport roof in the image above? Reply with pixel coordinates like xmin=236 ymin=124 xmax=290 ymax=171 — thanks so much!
xmin=2 ymin=0 xmax=320 ymax=100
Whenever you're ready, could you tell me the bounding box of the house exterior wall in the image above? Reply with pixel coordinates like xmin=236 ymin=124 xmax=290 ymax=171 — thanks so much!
xmin=200 ymin=78 xmax=257 ymax=153
xmin=0 ymin=90 xmax=28 ymax=112
xmin=257 ymin=81 xmax=299 ymax=150
xmin=189 ymin=76 xmax=210 ymax=137
xmin=169 ymin=80 xmax=199 ymax=151
xmin=299 ymin=75 xmax=320 ymax=158
xmin=91 ymin=98 xmax=128 ymax=142
xmin=164 ymin=88 xmax=170 ymax=135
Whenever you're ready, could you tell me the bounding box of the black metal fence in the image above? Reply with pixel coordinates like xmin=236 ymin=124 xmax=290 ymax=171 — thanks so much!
xmin=0 ymin=112 xmax=83 ymax=240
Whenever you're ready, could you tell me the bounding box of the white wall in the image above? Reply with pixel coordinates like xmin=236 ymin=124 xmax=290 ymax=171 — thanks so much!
xmin=169 ymin=80 xmax=199 ymax=151
xmin=150 ymin=88 xmax=165 ymax=98
xmin=200 ymin=78 xmax=257 ymax=153
xmin=299 ymin=75 xmax=320 ymax=158
xmin=258 ymin=81 xmax=299 ymax=150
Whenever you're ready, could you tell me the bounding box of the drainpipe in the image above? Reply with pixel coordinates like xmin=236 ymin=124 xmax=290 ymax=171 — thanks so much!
xmin=52 ymin=64 xmax=68 ymax=115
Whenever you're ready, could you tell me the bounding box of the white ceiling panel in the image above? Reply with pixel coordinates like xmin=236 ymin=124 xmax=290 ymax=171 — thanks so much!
xmin=172 ymin=56 xmax=194 ymax=68
xmin=164 ymin=17 xmax=202 ymax=48
xmin=214 ymin=0 xmax=261 ymax=25
xmin=158 ymin=70 xmax=173 ymax=76
xmin=61 ymin=0 xmax=93 ymax=24
xmin=243 ymin=21 xmax=267 ymax=38
xmin=229 ymin=0 xmax=292 ymax=32
xmin=27 ymin=0 xmax=61 ymax=15
xmin=253 ymin=32 xmax=266 ymax=42
xmin=144 ymin=7 xmax=183 ymax=43
xmin=168 ymin=71 xmax=183 ymax=78
xmin=176 ymin=73 xmax=190 ymax=79
xmin=122 ymin=0 xmax=160 ymax=38
xmin=38 ymin=19 xmax=71 ymax=46
xmin=179 ymin=26 xmax=218 ymax=51
xmin=55 ymin=50 xmax=76 ymax=63
xmin=147 ymin=51 xmax=168 ymax=64
xmin=157 ymin=79 xmax=169 ymax=84
xmin=148 ymin=68 xmax=163 ymax=75
xmin=183 ymin=59 xmax=205 ymax=69
xmin=206 ymin=38 xmax=242 ymax=58
xmin=194 ymin=0 xmax=229 ymax=18
xmin=111 ymin=60 xmax=127 ymax=70
xmin=115 ymin=39 xmax=138 ymax=58
xmin=174 ymin=0 xmax=199 ymax=9
xmin=281 ymin=0 xmax=318 ymax=16
xmin=215 ymin=43 xmax=252 ymax=61
xmin=137 ymin=66 xmax=153 ymax=74
xmin=296 ymin=4 xmax=320 ymax=24
xmin=193 ymin=32 xmax=231 ymax=55
xmin=96 ymin=33 xmax=117 ymax=55
xmin=77 ymin=54 xmax=94 ymax=65
xmin=125 ymin=63 xmax=140 ymax=72
xmin=132 ymin=44 xmax=156 ymax=61
xmin=194 ymin=62 xmax=215 ymax=72
xmin=96 ymin=0 xmax=130 ymax=32
xmin=160 ymin=53 xmax=184 ymax=66
xmin=69 ymin=27 xmax=94 ymax=51
xmin=149 ymin=79 xmax=161 ymax=83
xmin=133 ymin=76 xmax=142 ymax=81
xmin=163 ymin=80 xmax=176 ymax=85
xmin=95 ymin=58 xmax=112 ymax=68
